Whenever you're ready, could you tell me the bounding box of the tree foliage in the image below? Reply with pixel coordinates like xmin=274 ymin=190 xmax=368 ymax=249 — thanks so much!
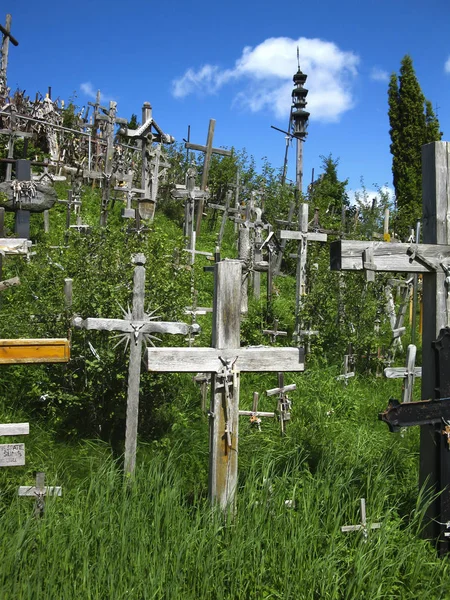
xmin=388 ymin=55 xmax=442 ymax=237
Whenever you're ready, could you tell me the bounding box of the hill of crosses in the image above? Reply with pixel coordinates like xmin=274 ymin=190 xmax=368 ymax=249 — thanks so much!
xmin=2 ymin=12 xmax=450 ymax=597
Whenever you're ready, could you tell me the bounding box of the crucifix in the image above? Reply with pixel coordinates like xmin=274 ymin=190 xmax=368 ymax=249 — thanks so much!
xmin=145 ymin=259 xmax=305 ymax=508
xmin=185 ymin=119 xmax=232 ymax=234
xmin=18 ymin=472 xmax=62 ymax=518
xmin=266 ymin=373 xmax=297 ymax=435
xmin=58 ymin=189 xmax=81 ymax=244
xmin=171 ymin=165 xmax=210 ymax=256
xmin=0 ymin=14 xmax=18 ymax=97
xmin=239 ymin=392 xmax=275 ymax=431
xmin=332 ymin=140 xmax=450 ymax=553
xmin=73 ymin=253 xmax=196 ymax=475
xmin=280 ymin=203 xmax=327 ymax=341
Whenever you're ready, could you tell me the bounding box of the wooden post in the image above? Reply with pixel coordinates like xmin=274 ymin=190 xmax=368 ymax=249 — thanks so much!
xmin=420 ymin=141 xmax=450 ymax=546
xmin=64 ymin=278 xmax=73 ymax=310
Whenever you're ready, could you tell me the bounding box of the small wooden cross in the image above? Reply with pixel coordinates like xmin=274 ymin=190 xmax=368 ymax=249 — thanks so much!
xmin=0 ymin=422 xmax=29 ymax=467
xmin=263 ymin=319 xmax=287 ymax=344
xmin=341 ymin=498 xmax=381 ymax=540
xmin=337 ymin=353 xmax=355 ymax=384
xmin=266 ymin=372 xmax=297 ymax=435
xmin=18 ymin=472 xmax=62 ymax=517
xmin=58 ymin=189 xmax=81 ymax=244
xmin=239 ymin=392 xmax=275 ymax=431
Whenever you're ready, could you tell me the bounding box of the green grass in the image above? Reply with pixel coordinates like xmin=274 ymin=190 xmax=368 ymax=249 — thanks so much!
xmin=0 ymin=370 xmax=448 ymax=599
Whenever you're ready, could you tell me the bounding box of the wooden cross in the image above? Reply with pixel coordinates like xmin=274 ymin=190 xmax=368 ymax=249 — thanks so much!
xmin=73 ymin=253 xmax=195 ymax=475
xmin=0 ymin=422 xmax=29 ymax=467
xmin=18 ymin=472 xmax=62 ymax=517
xmin=58 ymin=189 xmax=81 ymax=244
xmin=239 ymin=391 xmax=275 ymax=431
xmin=280 ymin=203 xmax=327 ymax=341
xmin=266 ymin=372 xmax=297 ymax=435
xmin=263 ymin=319 xmax=287 ymax=344
xmin=145 ymin=260 xmax=305 ymax=508
xmin=337 ymin=353 xmax=355 ymax=384
xmin=385 ymin=277 xmax=412 ymax=354
xmin=0 ymin=14 xmax=18 ymax=95
xmin=274 ymin=202 xmax=296 ymax=276
xmin=185 ymin=119 xmax=232 ymax=234
xmin=384 ymin=344 xmax=421 ymax=404
xmin=208 ymin=189 xmax=233 ymax=248
xmin=341 ymin=498 xmax=381 ymax=540
xmin=171 ymin=165 xmax=209 ymax=251
xmin=334 ymin=141 xmax=450 ymax=553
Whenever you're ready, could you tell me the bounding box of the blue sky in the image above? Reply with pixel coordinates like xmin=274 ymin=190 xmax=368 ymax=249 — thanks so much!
xmin=4 ymin=0 xmax=450 ymax=202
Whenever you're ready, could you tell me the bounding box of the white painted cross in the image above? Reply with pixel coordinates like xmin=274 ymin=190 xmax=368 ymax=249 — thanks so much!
xmin=73 ymin=253 xmax=196 ymax=475
xmin=384 ymin=344 xmax=421 ymax=404
xmin=341 ymin=498 xmax=382 ymax=541
xmin=18 ymin=472 xmax=62 ymax=517
xmin=145 ymin=260 xmax=305 ymax=508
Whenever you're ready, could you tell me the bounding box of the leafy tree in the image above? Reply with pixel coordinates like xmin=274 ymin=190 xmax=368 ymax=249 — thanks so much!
xmin=308 ymin=154 xmax=349 ymax=231
xmin=388 ymin=55 xmax=442 ymax=237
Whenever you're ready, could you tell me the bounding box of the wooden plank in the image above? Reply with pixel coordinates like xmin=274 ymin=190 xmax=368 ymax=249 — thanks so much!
xmin=146 ymin=347 xmax=305 ymax=373
xmin=384 ymin=367 xmax=422 ymax=379
xmin=73 ymin=317 xmax=190 ymax=336
xmin=18 ymin=486 xmax=62 ymax=497
xmin=0 ymin=276 xmax=20 ymax=291
xmin=280 ymin=230 xmax=327 ymax=242
xmin=0 ymin=423 xmax=29 ymax=436
xmin=330 ymin=240 xmax=450 ymax=273
xmin=266 ymin=383 xmax=297 ymax=396
xmin=0 ymin=339 xmax=70 ymax=364
xmin=0 ymin=443 xmax=25 ymax=466
xmin=0 ymin=239 xmax=31 ymax=255
xmin=185 ymin=143 xmax=232 ymax=157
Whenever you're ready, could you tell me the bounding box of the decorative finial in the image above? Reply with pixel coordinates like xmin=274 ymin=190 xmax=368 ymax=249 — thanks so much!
xmin=297 ymin=46 xmax=300 ymax=70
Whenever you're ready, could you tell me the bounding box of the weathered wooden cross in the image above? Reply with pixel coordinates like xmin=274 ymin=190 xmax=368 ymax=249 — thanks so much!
xmin=18 ymin=472 xmax=62 ymax=517
xmin=280 ymin=203 xmax=327 ymax=341
xmin=341 ymin=498 xmax=382 ymax=541
xmin=266 ymin=372 xmax=297 ymax=435
xmin=263 ymin=319 xmax=288 ymax=344
xmin=334 ymin=141 xmax=450 ymax=553
xmin=73 ymin=253 xmax=196 ymax=475
xmin=58 ymin=189 xmax=81 ymax=244
xmin=185 ymin=119 xmax=232 ymax=234
xmin=384 ymin=344 xmax=421 ymax=404
xmin=239 ymin=392 xmax=275 ymax=431
xmin=145 ymin=259 xmax=305 ymax=508
xmin=0 ymin=14 xmax=18 ymax=95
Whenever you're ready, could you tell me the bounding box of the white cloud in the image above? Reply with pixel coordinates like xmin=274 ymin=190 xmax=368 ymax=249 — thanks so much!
xmin=370 ymin=67 xmax=389 ymax=82
xmin=80 ymin=82 xmax=115 ymax=103
xmin=348 ymin=186 xmax=394 ymax=206
xmin=172 ymin=37 xmax=360 ymax=123
xmin=445 ymin=56 xmax=450 ymax=74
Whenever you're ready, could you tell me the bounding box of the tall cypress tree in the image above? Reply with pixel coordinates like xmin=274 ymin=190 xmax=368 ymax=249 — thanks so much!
xmin=388 ymin=55 xmax=442 ymax=236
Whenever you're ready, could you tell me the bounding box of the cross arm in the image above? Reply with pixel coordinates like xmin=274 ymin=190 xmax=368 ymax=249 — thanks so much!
xmin=0 ymin=23 xmax=18 ymax=45
xmin=280 ymin=230 xmax=327 ymax=242
xmin=185 ymin=143 xmax=232 ymax=157
xmin=72 ymin=317 xmax=195 ymax=336
xmin=379 ymin=397 xmax=450 ymax=432
xmin=145 ymin=347 xmax=304 ymax=373
xmin=330 ymin=240 xmax=450 ymax=273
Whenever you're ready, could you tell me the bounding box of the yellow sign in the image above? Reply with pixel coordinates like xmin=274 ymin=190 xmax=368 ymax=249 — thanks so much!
xmin=384 ymin=233 xmax=391 ymax=242
xmin=0 ymin=339 xmax=70 ymax=364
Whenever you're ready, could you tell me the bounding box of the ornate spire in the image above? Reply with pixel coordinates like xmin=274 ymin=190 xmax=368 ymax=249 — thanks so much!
xmin=291 ymin=49 xmax=309 ymax=140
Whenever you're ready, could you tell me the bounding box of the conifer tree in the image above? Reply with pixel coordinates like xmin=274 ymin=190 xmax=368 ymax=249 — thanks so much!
xmin=388 ymin=55 xmax=442 ymax=236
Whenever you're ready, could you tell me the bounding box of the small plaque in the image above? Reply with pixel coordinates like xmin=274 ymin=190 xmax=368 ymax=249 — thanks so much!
xmin=0 ymin=443 xmax=25 ymax=466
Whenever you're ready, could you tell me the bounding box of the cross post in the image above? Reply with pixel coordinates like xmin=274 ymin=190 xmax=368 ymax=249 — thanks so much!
xmin=145 ymin=260 xmax=305 ymax=508
xmin=0 ymin=14 xmax=18 ymax=96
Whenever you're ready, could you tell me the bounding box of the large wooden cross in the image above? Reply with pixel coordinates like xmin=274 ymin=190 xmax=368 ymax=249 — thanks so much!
xmin=73 ymin=253 xmax=195 ymax=475
xmin=185 ymin=119 xmax=232 ymax=234
xmin=280 ymin=203 xmax=327 ymax=341
xmin=0 ymin=14 xmax=18 ymax=94
xmin=332 ymin=141 xmax=450 ymax=553
xmin=145 ymin=259 xmax=305 ymax=509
